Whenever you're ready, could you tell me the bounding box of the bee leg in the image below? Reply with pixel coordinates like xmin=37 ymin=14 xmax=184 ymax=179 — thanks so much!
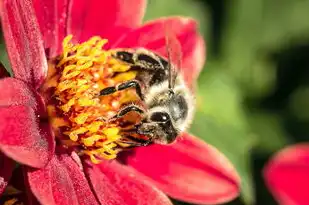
xmin=113 ymin=49 xmax=167 ymax=72
xmin=100 ymin=80 xmax=144 ymax=100
xmin=118 ymin=135 xmax=152 ymax=147
xmin=110 ymin=104 xmax=145 ymax=120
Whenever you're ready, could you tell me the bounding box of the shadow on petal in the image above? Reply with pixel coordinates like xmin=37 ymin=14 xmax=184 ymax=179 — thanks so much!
xmin=0 ymin=106 xmax=55 ymax=168
xmin=0 ymin=153 xmax=14 ymax=195
xmin=126 ymin=133 xmax=240 ymax=205
xmin=84 ymin=160 xmax=173 ymax=205
xmin=264 ymin=143 xmax=309 ymax=205
xmin=0 ymin=63 xmax=10 ymax=79
xmin=2 ymin=166 xmax=40 ymax=205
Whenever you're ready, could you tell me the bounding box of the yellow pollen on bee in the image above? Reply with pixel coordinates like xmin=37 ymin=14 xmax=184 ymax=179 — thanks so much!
xmin=43 ymin=35 xmax=140 ymax=163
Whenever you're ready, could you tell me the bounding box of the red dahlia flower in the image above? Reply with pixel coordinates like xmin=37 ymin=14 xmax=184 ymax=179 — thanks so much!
xmin=264 ymin=143 xmax=309 ymax=205
xmin=0 ymin=0 xmax=240 ymax=204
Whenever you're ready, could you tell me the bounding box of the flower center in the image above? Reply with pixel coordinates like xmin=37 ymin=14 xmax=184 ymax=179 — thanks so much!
xmin=41 ymin=35 xmax=144 ymax=163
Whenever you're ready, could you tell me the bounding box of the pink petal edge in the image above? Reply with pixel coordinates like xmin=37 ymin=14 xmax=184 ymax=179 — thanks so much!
xmin=264 ymin=143 xmax=309 ymax=205
xmin=84 ymin=160 xmax=173 ymax=205
xmin=27 ymin=153 xmax=99 ymax=205
xmin=127 ymin=133 xmax=240 ymax=204
xmin=0 ymin=0 xmax=48 ymax=89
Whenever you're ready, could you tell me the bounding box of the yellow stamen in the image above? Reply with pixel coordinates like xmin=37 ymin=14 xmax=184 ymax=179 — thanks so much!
xmin=103 ymin=127 xmax=119 ymax=137
xmin=42 ymin=35 xmax=142 ymax=163
xmin=82 ymin=135 xmax=103 ymax=146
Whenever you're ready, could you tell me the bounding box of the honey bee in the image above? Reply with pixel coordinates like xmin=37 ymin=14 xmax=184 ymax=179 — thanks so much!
xmin=100 ymin=32 xmax=195 ymax=146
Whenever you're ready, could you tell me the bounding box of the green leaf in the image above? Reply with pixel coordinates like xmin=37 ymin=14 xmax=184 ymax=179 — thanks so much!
xmin=223 ymin=0 xmax=309 ymax=97
xmin=196 ymin=68 xmax=247 ymax=130
xmin=247 ymin=112 xmax=289 ymax=152
xmin=289 ymin=86 xmax=309 ymax=121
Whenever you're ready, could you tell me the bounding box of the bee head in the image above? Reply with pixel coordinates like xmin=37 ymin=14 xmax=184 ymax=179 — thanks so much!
xmin=138 ymin=85 xmax=193 ymax=144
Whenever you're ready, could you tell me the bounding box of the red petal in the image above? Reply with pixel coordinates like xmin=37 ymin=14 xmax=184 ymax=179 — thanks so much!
xmin=68 ymin=0 xmax=146 ymax=44
xmin=264 ymin=143 xmax=309 ymax=205
xmin=84 ymin=160 xmax=172 ymax=205
xmin=33 ymin=0 xmax=70 ymax=57
xmin=27 ymin=153 xmax=99 ymax=205
xmin=0 ymin=105 xmax=55 ymax=168
xmin=115 ymin=17 xmax=206 ymax=85
xmin=0 ymin=0 xmax=48 ymax=88
xmin=126 ymin=133 xmax=240 ymax=204
xmin=0 ymin=153 xmax=14 ymax=194
xmin=0 ymin=78 xmax=36 ymax=107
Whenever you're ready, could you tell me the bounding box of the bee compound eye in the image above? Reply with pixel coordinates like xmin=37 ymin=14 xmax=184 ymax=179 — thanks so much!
xmin=150 ymin=112 xmax=170 ymax=122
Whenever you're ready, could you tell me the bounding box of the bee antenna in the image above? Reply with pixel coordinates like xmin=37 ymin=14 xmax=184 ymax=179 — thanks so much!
xmin=164 ymin=24 xmax=182 ymax=90
xmin=166 ymin=44 xmax=173 ymax=89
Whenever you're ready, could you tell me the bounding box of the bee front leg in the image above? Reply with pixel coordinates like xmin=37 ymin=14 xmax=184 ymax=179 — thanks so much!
xmin=110 ymin=104 xmax=145 ymax=120
xmin=109 ymin=105 xmax=153 ymax=146
xmin=118 ymin=135 xmax=152 ymax=147
xmin=100 ymin=80 xmax=144 ymax=100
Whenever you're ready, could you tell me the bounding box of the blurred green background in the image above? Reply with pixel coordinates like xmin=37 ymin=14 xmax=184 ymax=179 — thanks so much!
xmin=145 ymin=0 xmax=309 ymax=205
xmin=1 ymin=0 xmax=309 ymax=204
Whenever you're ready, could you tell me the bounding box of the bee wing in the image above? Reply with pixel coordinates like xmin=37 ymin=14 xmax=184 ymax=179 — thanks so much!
xmin=164 ymin=26 xmax=182 ymax=89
